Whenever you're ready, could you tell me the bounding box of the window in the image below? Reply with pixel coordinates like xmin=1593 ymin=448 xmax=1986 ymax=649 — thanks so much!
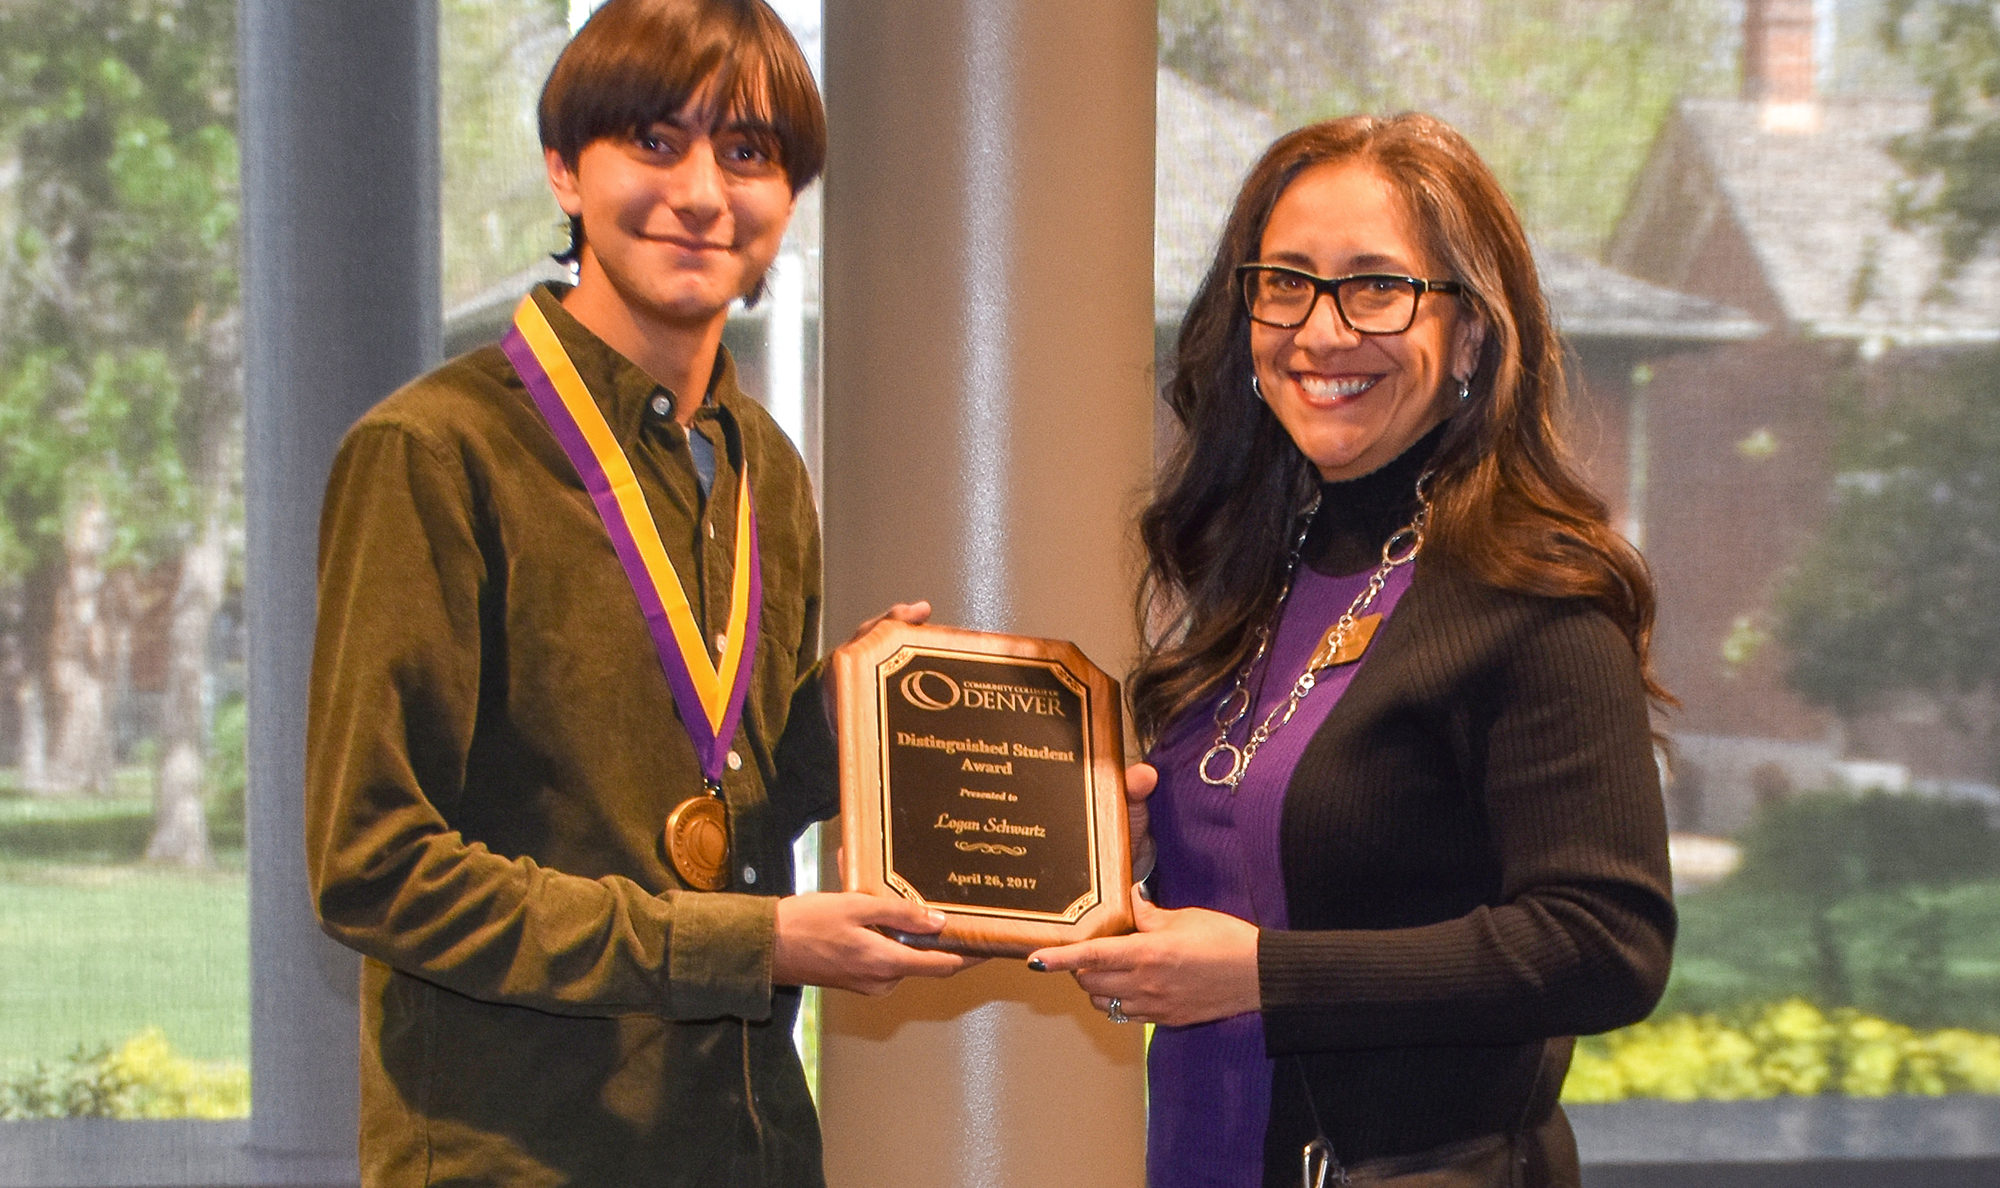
xmin=1155 ymin=0 xmax=2000 ymax=1171
xmin=0 ymin=0 xmax=250 ymax=1132
xmin=2 ymin=1 xmax=828 ymax=1180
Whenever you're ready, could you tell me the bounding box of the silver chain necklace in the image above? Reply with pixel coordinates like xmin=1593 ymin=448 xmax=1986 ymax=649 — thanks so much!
xmin=1197 ymin=479 xmax=1431 ymax=790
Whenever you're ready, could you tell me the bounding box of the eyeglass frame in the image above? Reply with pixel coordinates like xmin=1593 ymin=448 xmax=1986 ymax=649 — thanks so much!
xmin=1234 ymin=263 xmax=1465 ymax=334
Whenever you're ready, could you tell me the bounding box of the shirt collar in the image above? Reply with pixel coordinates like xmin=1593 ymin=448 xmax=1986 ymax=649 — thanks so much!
xmin=527 ymin=282 xmax=745 ymax=450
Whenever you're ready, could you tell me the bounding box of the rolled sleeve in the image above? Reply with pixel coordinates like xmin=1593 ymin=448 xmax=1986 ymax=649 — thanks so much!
xmin=666 ymin=891 xmax=779 ymax=1020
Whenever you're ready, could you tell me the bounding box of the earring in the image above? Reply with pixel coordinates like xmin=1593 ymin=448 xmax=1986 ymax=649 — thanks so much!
xmin=1456 ymin=376 xmax=1471 ymax=403
xmin=1251 ymin=374 xmax=1266 ymax=403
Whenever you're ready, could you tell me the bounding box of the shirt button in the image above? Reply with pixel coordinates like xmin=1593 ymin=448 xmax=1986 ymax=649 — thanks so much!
xmin=707 ymin=521 xmax=716 ymax=539
xmin=742 ymin=865 xmax=758 ymax=885
xmin=727 ymin=750 xmax=743 ymax=771
xmin=714 ymin=631 xmax=728 ymax=654
xmin=649 ymin=394 xmax=672 ymax=418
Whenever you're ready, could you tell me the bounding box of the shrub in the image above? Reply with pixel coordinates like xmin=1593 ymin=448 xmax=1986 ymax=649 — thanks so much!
xmin=0 ymin=1028 xmax=248 ymax=1119
xmin=1731 ymin=791 xmax=2000 ymax=900
xmin=1563 ymin=999 xmax=2000 ymax=1103
xmin=206 ymin=694 xmax=247 ymax=843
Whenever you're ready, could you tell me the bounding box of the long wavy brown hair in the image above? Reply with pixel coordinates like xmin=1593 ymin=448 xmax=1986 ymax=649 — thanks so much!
xmin=1132 ymin=113 xmax=1669 ymax=745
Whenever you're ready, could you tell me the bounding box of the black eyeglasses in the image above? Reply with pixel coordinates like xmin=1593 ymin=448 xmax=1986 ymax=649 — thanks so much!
xmin=1235 ymin=264 xmax=1464 ymax=334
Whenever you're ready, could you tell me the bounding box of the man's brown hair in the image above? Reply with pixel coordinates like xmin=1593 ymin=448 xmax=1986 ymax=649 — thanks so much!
xmin=539 ymin=0 xmax=825 ymax=266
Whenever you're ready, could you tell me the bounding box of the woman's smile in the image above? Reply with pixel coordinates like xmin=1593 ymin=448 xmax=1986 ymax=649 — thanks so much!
xmin=1291 ymin=372 xmax=1381 ymax=402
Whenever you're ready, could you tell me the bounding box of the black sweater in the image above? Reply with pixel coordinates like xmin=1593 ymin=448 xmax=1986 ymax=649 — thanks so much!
xmin=1252 ymin=440 xmax=1675 ymax=1178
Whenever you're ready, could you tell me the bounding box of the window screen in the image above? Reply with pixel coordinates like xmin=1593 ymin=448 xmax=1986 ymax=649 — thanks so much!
xmin=0 ymin=0 xmax=249 ymax=1126
xmin=1154 ymin=0 xmax=2000 ymax=1159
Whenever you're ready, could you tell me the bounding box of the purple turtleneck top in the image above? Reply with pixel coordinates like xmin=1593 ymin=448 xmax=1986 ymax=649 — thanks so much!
xmin=1144 ymin=556 xmax=1417 ymax=1188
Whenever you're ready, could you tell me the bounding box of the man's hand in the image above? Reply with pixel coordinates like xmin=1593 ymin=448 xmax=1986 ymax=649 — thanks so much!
xmin=772 ymin=891 xmax=974 ymax=995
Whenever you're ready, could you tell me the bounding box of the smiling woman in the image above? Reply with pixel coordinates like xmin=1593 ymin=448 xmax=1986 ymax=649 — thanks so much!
xmin=1131 ymin=114 xmax=1667 ymax=745
xmin=1029 ymin=113 xmax=1676 ymax=1188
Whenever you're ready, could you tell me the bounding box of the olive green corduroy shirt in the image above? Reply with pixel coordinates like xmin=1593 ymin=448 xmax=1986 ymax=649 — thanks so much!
xmin=306 ymin=285 xmax=835 ymax=1187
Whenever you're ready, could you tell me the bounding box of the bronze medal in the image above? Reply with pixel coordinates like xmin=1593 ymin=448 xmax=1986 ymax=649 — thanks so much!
xmin=665 ymin=795 xmax=730 ymax=891
xmin=1310 ymin=612 xmax=1383 ymax=670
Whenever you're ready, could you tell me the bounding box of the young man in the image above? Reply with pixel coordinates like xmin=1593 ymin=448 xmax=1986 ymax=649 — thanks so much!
xmin=305 ymin=3 xmax=966 ymax=1184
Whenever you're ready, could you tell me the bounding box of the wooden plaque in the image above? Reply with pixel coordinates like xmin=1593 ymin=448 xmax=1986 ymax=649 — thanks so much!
xmin=833 ymin=621 xmax=1133 ymax=957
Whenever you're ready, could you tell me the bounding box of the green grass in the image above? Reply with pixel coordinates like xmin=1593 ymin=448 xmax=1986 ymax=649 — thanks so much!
xmin=1657 ymin=879 xmax=2000 ymax=1032
xmin=0 ymin=786 xmax=249 ymax=1076
xmin=0 ymin=868 xmax=248 ymax=1070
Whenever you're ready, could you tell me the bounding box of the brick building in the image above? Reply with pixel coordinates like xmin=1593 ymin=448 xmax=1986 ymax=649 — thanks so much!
xmin=1606 ymin=0 xmax=2000 ymax=831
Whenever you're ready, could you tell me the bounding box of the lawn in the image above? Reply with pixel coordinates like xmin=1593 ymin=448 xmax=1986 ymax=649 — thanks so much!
xmin=2 ymin=781 xmax=1994 ymax=1106
xmin=1660 ymin=882 xmax=2000 ymax=1033
xmin=0 ymin=791 xmax=248 ymax=1076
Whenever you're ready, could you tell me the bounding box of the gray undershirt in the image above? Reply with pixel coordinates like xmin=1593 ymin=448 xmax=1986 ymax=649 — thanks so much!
xmin=687 ymin=422 xmax=716 ymax=497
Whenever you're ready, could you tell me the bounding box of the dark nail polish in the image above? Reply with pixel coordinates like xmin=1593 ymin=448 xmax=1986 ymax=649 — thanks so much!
xmin=1026 ymin=957 xmax=1048 ymax=972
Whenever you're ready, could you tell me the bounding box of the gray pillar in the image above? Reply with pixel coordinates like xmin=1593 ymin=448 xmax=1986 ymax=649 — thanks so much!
xmin=818 ymin=2 xmax=1156 ymax=1185
xmin=240 ymin=0 xmax=440 ymax=1170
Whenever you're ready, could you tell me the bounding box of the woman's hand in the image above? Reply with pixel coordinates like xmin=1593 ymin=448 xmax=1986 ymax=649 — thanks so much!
xmin=824 ymin=601 xmax=931 ymax=720
xmin=1026 ymin=897 xmax=1260 ymax=1026
xmin=849 ymin=600 xmax=931 ymax=640
xmin=1125 ymin=762 xmax=1158 ymax=882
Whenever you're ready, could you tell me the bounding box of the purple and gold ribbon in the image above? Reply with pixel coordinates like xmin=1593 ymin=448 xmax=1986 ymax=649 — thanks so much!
xmin=502 ymin=295 xmax=761 ymax=787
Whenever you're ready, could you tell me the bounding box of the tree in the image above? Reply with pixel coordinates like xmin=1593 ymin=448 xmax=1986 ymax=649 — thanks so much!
xmin=1156 ymin=0 xmax=1733 ymax=254
xmin=1883 ymin=0 xmax=2000 ymax=270
xmin=0 ymin=0 xmax=240 ymax=863
xmin=1158 ymin=0 xmax=1378 ymax=120
xmin=440 ymin=0 xmax=570 ymax=307
xmin=1776 ymin=3 xmax=2000 ymax=747
xmin=1778 ymin=350 xmax=2000 ymax=729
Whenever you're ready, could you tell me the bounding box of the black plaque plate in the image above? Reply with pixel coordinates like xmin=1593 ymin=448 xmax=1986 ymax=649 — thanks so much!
xmin=834 ymin=622 xmax=1132 ymax=956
